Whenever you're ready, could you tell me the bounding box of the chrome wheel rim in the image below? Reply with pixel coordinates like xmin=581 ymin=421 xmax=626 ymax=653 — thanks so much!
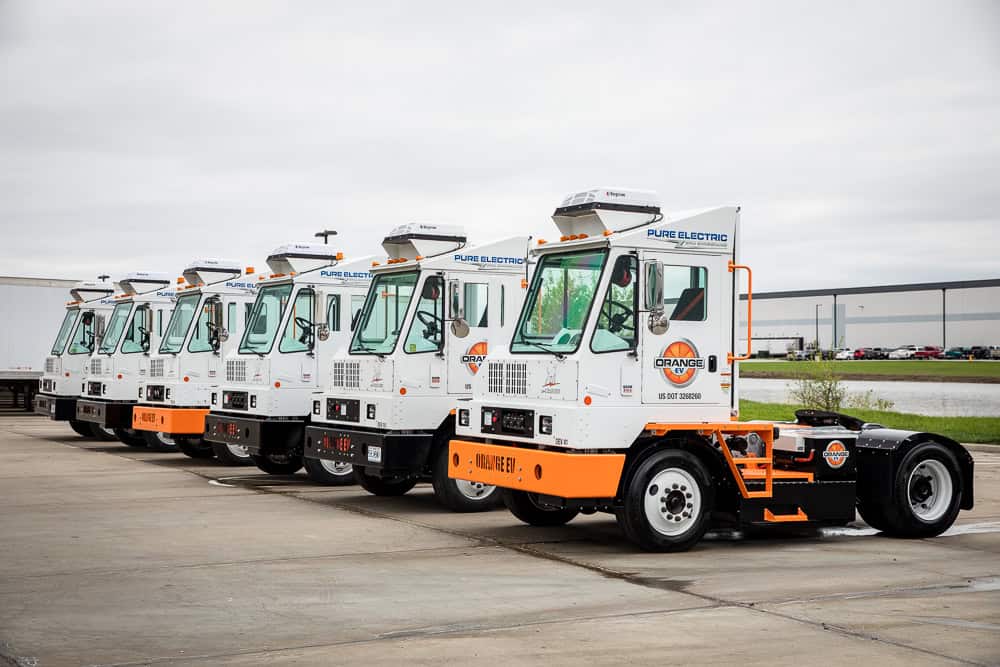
xmin=157 ymin=432 xmax=175 ymax=446
xmin=908 ymin=459 xmax=952 ymax=522
xmin=320 ymin=460 xmax=353 ymax=476
xmin=226 ymin=444 xmax=250 ymax=459
xmin=644 ymin=468 xmax=701 ymax=537
xmin=99 ymin=425 xmax=116 ymax=437
xmin=455 ymin=479 xmax=496 ymax=501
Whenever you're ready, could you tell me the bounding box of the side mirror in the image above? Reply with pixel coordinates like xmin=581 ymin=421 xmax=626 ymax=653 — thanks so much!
xmin=644 ymin=261 xmax=670 ymax=335
xmin=316 ymin=324 xmax=330 ymax=341
xmin=449 ymin=280 xmax=463 ymax=320
xmin=450 ymin=318 xmax=470 ymax=339
xmin=218 ymin=328 xmax=230 ymax=343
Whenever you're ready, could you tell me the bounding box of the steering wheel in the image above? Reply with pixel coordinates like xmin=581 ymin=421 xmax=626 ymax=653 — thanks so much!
xmin=416 ymin=310 xmax=442 ymax=341
xmin=138 ymin=326 xmax=151 ymax=348
xmin=600 ymin=300 xmax=635 ymax=334
xmin=294 ymin=317 xmax=314 ymax=345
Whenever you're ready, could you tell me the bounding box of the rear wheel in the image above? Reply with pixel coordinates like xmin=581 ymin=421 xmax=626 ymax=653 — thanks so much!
xmin=503 ymin=489 xmax=579 ymax=526
xmin=432 ymin=447 xmax=500 ymax=512
xmin=354 ymin=466 xmax=417 ymax=496
xmin=212 ymin=442 xmax=254 ymax=466
xmin=88 ymin=423 xmax=118 ymax=441
xmin=114 ymin=428 xmax=146 ymax=448
xmin=141 ymin=430 xmax=181 ymax=453
xmin=250 ymin=452 xmax=303 ymax=475
xmin=303 ymin=457 xmax=355 ymax=486
xmin=861 ymin=442 xmax=963 ymax=538
xmin=616 ymin=449 xmax=713 ymax=552
xmin=70 ymin=420 xmax=93 ymax=438
xmin=176 ymin=436 xmax=215 ymax=459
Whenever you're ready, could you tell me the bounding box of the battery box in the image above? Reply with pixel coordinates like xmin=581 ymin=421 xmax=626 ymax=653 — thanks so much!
xmin=773 ymin=426 xmax=857 ymax=481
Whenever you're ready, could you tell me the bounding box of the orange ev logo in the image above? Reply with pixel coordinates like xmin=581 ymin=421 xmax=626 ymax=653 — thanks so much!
xmin=822 ymin=440 xmax=850 ymax=469
xmin=654 ymin=339 xmax=705 ymax=388
xmin=460 ymin=341 xmax=488 ymax=375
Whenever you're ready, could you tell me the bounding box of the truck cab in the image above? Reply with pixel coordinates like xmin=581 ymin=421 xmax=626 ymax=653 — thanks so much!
xmin=73 ymin=273 xmax=174 ymax=446
xmin=203 ymin=244 xmax=372 ymax=480
xmin=34 ymin=280 xmax=116 ymax=437
xmin=303 ymin=224 xmax=530 ymax=510
xmin=449 ymin=188 xmax=973 ymax=551
xmin=131 ymin=259 xmax=258 ymax=460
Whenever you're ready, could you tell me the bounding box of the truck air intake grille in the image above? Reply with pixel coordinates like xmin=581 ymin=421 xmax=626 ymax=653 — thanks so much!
xmin=45 ymin=357 xmax=58 ymax=373
xmin=487 ymin=361 xmax=527 ymax=396
xmin=331 ymin=361 xmax=360 ymax=388
xmin=150 ymin=359 xmax=164 ymax=378
xmin=226 ymin=359 xmax=246 ymax=383
xmin=89 ymin=358 xmax=103 ymax=376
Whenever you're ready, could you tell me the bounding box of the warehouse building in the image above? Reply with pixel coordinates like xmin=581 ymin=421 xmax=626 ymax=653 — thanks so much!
xmin=739 ymin=278 xmax=1000 ymax=355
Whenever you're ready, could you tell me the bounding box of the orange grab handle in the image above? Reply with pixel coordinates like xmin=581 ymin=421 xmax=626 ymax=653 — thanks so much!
xmin=728 ymin=261 xmax=752 ymax=364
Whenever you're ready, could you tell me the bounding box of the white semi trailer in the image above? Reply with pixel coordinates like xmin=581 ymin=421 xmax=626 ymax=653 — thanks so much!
xmin=203 ymin=244 xmax=372 ymax=482
xmin=74 ymin=273 xmax=176 ymax=449
xmin=303 ymin=225 xmax=530 ymax=511
xmin=131 ymin=259 xmax=258 ymax=463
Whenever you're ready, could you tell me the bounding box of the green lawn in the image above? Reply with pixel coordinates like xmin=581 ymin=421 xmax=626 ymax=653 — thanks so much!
xmin=742 ymin=359 xmax=1000 ymax=381
xmin=741 ymin=399 xmax=1000 ymax=444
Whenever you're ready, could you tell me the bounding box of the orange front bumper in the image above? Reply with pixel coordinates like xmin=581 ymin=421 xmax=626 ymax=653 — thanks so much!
xmin=132 ymin=406 xmax=209 ymax=435
xmin=448 ymin=440 xmax=626 ymax=498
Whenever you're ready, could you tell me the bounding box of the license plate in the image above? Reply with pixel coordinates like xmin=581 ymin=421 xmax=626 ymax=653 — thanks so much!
xmin=366 ymin=445 xmax=382 ymax=463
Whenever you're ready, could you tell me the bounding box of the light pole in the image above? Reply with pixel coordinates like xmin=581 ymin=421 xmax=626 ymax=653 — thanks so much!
xmin=814 ymin=304 xmax=821 ymax=355
xmin=314 ymin=230 xmax=337 ymax=244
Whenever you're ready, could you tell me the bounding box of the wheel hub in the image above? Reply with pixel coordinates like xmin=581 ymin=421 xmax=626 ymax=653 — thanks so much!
xmin=907 ymin=459 xmax=953 ymax=522
xmin=455 ymin=479 xmax=495 ymax=500
xmin=643 ymin=468 xmax=700 ymax=536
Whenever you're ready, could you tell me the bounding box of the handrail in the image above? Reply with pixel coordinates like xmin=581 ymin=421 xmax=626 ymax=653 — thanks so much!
xmin=728 ymin=261 xmax=752 ymax=364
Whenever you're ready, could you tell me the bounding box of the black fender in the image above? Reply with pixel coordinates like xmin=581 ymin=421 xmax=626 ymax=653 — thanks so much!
xmin=856 ymin=428 xmax=974 ymax=510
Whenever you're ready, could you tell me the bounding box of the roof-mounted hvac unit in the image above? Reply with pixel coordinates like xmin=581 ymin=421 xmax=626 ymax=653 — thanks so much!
xmin=552 ymin=188 xmax=660 ymax=237
xmin=70 ymin=280 xmax=116 ymax=303
xmin=119 ymin=272 xmax=172 ymax=296
xmin=182 ymin=258 xmax=243 ymax=286
xmin=382 ymin=223 xmax=466 ymax=261
xmin=266 ymin=243 xmax=344 ymax=275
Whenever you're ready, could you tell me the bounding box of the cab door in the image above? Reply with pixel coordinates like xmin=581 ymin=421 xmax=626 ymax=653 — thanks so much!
xmin=640 ymin=251 xmax=731 ymax=411
xmin=447 ymin=278 xmax=492 ymax=394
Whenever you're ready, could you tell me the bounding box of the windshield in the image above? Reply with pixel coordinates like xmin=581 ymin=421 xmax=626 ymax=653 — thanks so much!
xmin=350 ymin=271 xmax=418 ymax=355
xmin=99 ymin=302 xmax=132 ymax=354
xmin=160 ymin=293 xmax=200 ymax=354
xmin=68 ymin=311 xmax=96 ymax=355
xmin=511 ymin=249 xmax=607 ymax=354
xmin=51 ymin=310 xmax=79 ymax=355
xmin=239 ymin=282 xmax=293 ymax=354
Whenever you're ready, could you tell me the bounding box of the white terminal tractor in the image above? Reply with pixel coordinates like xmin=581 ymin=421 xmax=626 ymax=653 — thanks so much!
xmin=131 ymin=259 xmax=259 ymax=462
xmin=74 ymin=272 xmax=175 ymax=446
xmin=202 ymin=243 xmax=374 ymax=482
xmin=34 ymin=280 xmax=117 ymax=438
xmin=447 ymin=188 xmax=974 ymax=551
xmin=303 ymin=224 xmax=531 ymax=511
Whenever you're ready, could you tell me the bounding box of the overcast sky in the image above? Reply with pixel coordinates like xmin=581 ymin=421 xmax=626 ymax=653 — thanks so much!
xmin=1 ymin=1 xmax=997 ymax=291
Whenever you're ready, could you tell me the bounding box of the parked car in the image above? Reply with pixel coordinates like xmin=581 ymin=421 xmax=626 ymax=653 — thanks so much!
xmin=944 ymin=347 xmax=968 ymax=359
xmin=863 ymin=347 xmax=889 ymax=359
xmin=969 ymin=346 xmax=990 ymax=359
xmin=991 ymin=346 xmax=1000 ymax=360
xmin=834 ymin=348 xmax=854 ymax=360
xmin=914 ymin=345 xmax=944 ymax=359
xmin=888 ymin=345 xmax=918 ymax=359
xmin=789 ymin=349 xmax=814 ymax=361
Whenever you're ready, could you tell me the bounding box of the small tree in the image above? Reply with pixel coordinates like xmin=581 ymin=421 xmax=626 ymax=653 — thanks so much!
xmin=788 ymin=360 xmax=847 ymax=411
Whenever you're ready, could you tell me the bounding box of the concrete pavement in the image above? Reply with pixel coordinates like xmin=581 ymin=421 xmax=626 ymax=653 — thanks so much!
xmin=1 ymin=415 xmax=998 ymax=666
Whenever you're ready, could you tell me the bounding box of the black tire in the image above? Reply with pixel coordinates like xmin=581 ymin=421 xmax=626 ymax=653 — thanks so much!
xmin=432 ymin=447 xmax=501 ymax=512
xmin=860 ymin=442 xmax=963 ymax=538
xmin=176 ymin=436 xmax=215 ymax=459
xmin=114 ymin=427 xmax=146 ymax=448
xmin=88 ymin=422 xmax=118 ymax=441
xmin=616 ymin=449 xmax=714 ymax=552
xmin=250 ymin=452 xmax=303 ymax=475
xmin=354 ymin=466 xmax=417 ymax=496
xmin=503 ymin=489 xmax=579 ymax=526
xmin=303 ymin=457 xmax=356 ymax=486
xmin=70 ymin=420 xmax=93 ymax=438
xmin=141 ymin=430 xmax=181 ymax=453
xmin=212 ymin=441 xmax=254 ymax=466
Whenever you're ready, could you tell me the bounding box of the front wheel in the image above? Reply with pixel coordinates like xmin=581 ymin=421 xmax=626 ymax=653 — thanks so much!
xmin=616 ymin=449 xmax=714 ymax=552
xmin=114 ymin=428 xmax=146 ymax=448
xmin=89 ymin=423 xmax=118 ymax=441
xmin=303 ymin=457 xmax=355 ymax=486
xmin=141 ymin=430 xmax=181 ymax=453
xmin=212 ymin=442 xmax=254 ymax=466
xmin=503 ymin=489 xmax=579 ymax=526
xmin=250 ymin=452 xmax=303 ymax=475
xmin=432 ymin=447 xmax=500 ymax=512
xmin=860 ymin=442 xmax=963 ymax=538
xmin=354 ymin=466 xmax=417 ymax=496
xmin=176 ymin=436 xmax=215 ymax=459
xmin=70 ymin=420 xmax=93 ymax=438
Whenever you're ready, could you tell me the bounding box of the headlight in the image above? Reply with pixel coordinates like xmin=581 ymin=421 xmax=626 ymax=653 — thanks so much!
xmin=367 ymin=403 xmax=376 ymax=420
xmin=458 ymin=408 xmax=469 ymax=427
xmin=250 ymin=395 xmax=257 ymax=408
xmin=211 ymin=392 xmax=217 ymax=405
xmin=313 ymin=400 xmax=321 ymax=416
xmin=482 ymin=409 xmax=493 ymax=427
xmin=539 ymin=415 xmax=553 ymax=435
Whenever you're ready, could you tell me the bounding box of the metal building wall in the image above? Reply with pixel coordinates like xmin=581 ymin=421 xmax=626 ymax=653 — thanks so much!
xmin=0 ymin=277 xmax=79 ymax=370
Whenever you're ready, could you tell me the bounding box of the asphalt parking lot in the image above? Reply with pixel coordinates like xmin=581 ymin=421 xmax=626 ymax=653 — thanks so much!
xmin=1 ymin=415 xmax=998 ymax=666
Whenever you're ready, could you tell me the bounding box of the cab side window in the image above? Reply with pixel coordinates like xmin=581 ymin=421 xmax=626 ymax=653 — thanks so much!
xmin=403 ymin=276 xmax=444 ymax=354
xmin=591 ymin=255 xmax=637 ymax=353
xmin=664 ymin=266 xmax=708 ymax=321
